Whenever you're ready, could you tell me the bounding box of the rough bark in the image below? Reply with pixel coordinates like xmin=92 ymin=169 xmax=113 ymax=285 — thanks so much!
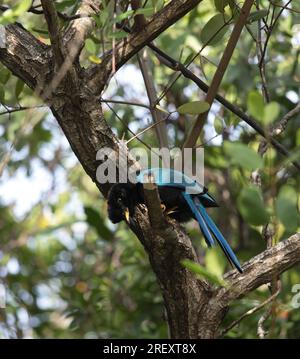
xmin=1 ymin=1 xmax=300 ymax=339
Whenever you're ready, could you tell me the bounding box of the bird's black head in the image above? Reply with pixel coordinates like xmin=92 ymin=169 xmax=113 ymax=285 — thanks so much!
xmin=107 ymin=183 xmax=139 ymax=223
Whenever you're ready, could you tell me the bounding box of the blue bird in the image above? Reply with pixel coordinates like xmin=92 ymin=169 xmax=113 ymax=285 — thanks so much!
xmin=107 ymin=168 xmax=243 ymax=273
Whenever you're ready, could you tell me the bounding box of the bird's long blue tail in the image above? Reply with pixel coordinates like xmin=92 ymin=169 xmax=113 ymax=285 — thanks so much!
xmin=183 ymin=193 xmax=243 ymax=273
xmin=182 ymin=193 xmax=215 ymax=247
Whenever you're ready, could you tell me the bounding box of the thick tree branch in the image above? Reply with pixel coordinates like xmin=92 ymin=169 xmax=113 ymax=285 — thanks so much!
xmin=62 ymin=0 xmax=100 ymax=56
xmin=1 ymin=2 xmax=299 ymax=340
xmin=40 ymin=0 xmax=64 ymax=67
xmin=129 ymin=205 xmax=212 ymax=338
xmin=220 ymin=233 xmax=300 ymax=303
xmin=87 ymin=0 xmax=202 ymax=94
xmin=142 ymin=179 xmax=165 ymax=230
xmin=0 ymin=24 xmax=50 ymax=90
xmin=0 ymin=13 xmax=116 ymax=196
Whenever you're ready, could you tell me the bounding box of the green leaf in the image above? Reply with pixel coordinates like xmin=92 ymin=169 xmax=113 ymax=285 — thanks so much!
xmin=151 ymin=0 xmax=164 ymax=12
xmin=263 ymin=102 xmax=280 ymax=125
xmin=55 ymin=0 xmax=74 ymax=12
xmin=177 ymin=101 xmax=210 ymax=115
xmin=85 ymin=38 xmax=97 ymax=54
xmin=15 ymin=78 xmax=25 ymax=99
xmin=84 ymin=206 xmax=112 ymax=241
xmin=135 ymin=8 xmax=154 ymax=17
xmin=108 ymin=31 xmax=129 ymax=39
xmin=0 ymin=86 xmax=5 ymax=103
xmin=214 ymin=0 xmax=229 ymax=13
xmin=213 ymin=117 xmax=224 ymax=134
xmin=181 ymin=259 xmax=226 ymax=286
xmin=276 ymin=186 xmax=299 ymax=232
xmin=155 ymin=105 xmax=169 ymax=113
xmin=15 ymin=0 xmax=32 ymax=15
xmin=248 ymin=9 xmax=269 ymax=23
xmin=200 ymin=14 xmax=230 ymax=46
xmin=115 ymin=7 xmax=154 ymax=22
xmin=0 ymin=0 xmax=39 ymax=24
xmin=183 ymin=53 xmax=195 ymax=66
xmin=224 ymin=141 xmax=264 ymax=170
xmin=115 ymin=9 xmax=135 ymax=22
xmin=0 ymin=68 xmax=10 ymax=84
xmin=237 ymin=186 xmax=270 ymax=226
xmin=205 ymin=248 xmax=226 ymax=277
xmin=247 ymin=91 xmax=264 ymax=121
xmin=88 ymin=55 xmax=101 ymax=64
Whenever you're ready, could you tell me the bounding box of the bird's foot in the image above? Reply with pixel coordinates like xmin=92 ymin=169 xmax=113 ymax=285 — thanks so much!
xmin=166 ymin=206 xmax=178 ymax=215
xmin=160 ymin=203 xmax=166 ymax=212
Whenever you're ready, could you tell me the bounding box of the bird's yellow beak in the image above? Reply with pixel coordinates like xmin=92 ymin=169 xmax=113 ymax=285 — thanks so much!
xmin=124 ymin=208 xmax=130 ymax=222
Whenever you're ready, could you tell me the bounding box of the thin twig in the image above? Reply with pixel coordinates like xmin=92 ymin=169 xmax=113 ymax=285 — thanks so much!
xmin=221 ymin=284 xmax=281 ymax=336
xmin=271 ymin=102 xmax=300 ymax=136
xmin=0 ymin=0 xmax=98 ymax=175
xmin=103 ymin=100 xmax=163 ymax=159
xmin=137 ymin=50 xmax=169 ymax=150
xmin=269 ymin=0 xmax=300 ymax=14
xmin=256 ymin=1 xmax=270 ymax=102
xmin=100 ymin=98 xmax=151 ymax=110
xmin=144 ymin=42 xmax=300 ymax=171
xmin=258 ymin=0 xmax=292 ymax=68
xmin=0 ymin=4 xmax=88 ymax=21
xmin=132 ymin=0 xmax=169 ymax=151
xmin=126 ymin=115 xmax=171 ymax=145
xmin=154 ymin=16 xmax=233 ymax=104
xmin=0 ymin=105 xmax=46 ymax=116
xmin=116 ymin=21 xmax=300 ymax=171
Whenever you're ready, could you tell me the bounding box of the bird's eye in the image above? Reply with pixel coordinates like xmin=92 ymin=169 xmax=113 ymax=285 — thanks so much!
xmin=117 ymin=197 xmax=123 ymax=205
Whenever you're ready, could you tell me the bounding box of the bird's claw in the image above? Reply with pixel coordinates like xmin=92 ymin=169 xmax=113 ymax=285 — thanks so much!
xmin=160 ymin=203 xmax=166 ymax=212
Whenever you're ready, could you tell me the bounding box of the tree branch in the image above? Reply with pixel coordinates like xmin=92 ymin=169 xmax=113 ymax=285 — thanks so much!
xmin=272 ymin=102 xmax=300 ymax=136
xmin=62 ymin=0 xmax=100 ymax=59
xmin=220 ymin=233 xmax=300 ymax=304
xmin=221 ymin=282 xmax=281 ymax=336
xmin=1 ymin=1 xmax=299 ymax=340
xmin=142 ymin=178 xmax=165 ymax=230
xmin=40 ymin=0 xmax=64 ymax=67
xmin=137 ymin=49 xmax=169 ymax=150
xmin=145 ymin=43 xmax=300 ymax=171
xmin=183 ymin=0 xmax=255 ymax=148
xmin=87 ymin=0 xmax=202 ymax=94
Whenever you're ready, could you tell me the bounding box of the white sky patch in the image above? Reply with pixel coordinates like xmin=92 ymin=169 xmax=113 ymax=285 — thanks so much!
xmin=0 ymin=160 xmax=53 ymax=217
xmin=286 ymin=91 xmax=299 ymax=104
xmin=6 ymin=257 xmax=20 ymax=275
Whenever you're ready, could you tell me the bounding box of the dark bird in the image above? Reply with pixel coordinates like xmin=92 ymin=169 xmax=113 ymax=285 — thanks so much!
xmin=107 ymin=168 xmax=243 ymax=273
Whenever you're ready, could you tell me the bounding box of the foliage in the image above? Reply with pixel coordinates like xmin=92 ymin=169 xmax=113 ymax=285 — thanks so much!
xmin=0 ymin=0 xmax=299 ymax=339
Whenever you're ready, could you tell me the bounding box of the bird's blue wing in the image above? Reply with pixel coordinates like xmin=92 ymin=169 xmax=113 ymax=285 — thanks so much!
xmin=136 ymin=167 xmax=204 ymax=194
xmin=195 ymin=199 xmax=243 ymax=273
xmin=182 ymin=192 xmax=215 ymax=247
